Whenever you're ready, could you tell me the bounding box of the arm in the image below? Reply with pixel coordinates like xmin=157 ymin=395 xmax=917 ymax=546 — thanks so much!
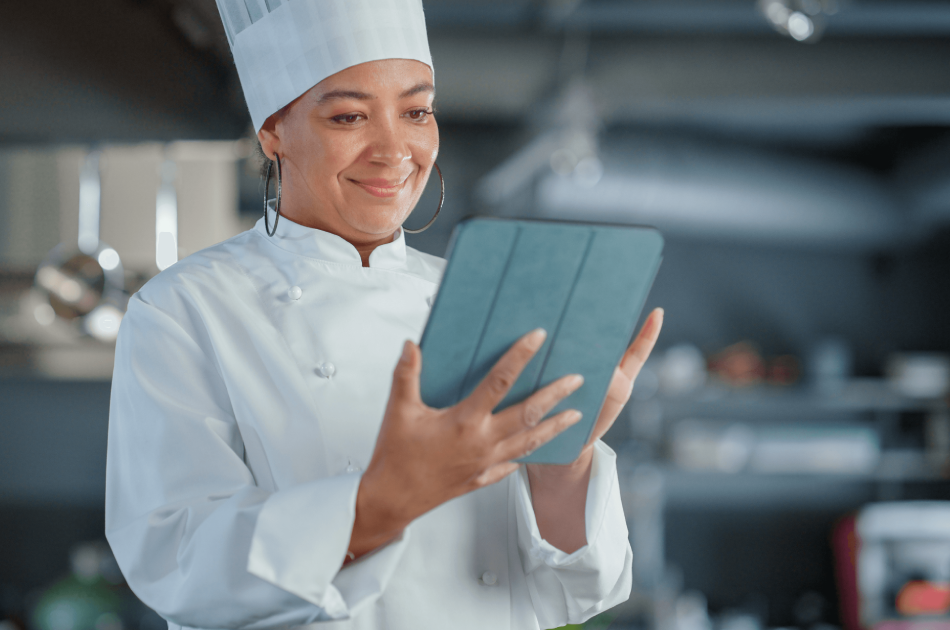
xmin=515 ymin=441 xmax=633 ymax=628
xmin=525 ymin=448 xmax=593 ymax=552
xmin=515 ymin=308 xmax=664 ymax=627
xmin=106 ymin=295 xmax=408 ymax=629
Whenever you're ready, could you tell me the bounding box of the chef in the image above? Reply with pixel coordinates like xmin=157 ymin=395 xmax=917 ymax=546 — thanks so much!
xmin=104 ymin=1 xmax=665 ymax=629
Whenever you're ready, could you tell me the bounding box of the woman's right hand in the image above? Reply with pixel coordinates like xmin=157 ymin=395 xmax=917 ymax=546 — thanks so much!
xmin=348 ymin=329 xmax=584 ymax=560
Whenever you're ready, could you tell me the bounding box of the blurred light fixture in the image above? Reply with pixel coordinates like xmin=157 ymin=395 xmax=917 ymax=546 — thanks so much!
xmin=477 ymin=78 xmax=604 ymax=204
xmin=33 ymin=150 xmax=127 ymax=339
xmin=155 ymin=157 xmax=179 ymax=271
xmin=97 ymin=247 xmax=120 ymax=271
xmin=758 ymin=0 xmax=839 ymax=43
xmin=573 ymin=155 xmax=603 ymax=188
xmin=85 ymin=304 xmax=124 ymax=342
xmin=77 ymin=153 xmax=102 ymax=255
xmin=548 ymin=80 xmax=603 ymax=188
xmin=33 ymin=303 xmax=56 ymax=327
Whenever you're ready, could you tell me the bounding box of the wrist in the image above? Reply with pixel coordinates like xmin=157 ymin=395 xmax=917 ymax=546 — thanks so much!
xmin=350 ymin=471 xmax=410 ymax=557
xmin=526 ymin=445 xmax=594 ymax=488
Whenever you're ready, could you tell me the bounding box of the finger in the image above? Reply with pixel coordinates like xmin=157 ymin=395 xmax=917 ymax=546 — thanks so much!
xmin=389 ymin=340 xmax=422 ymax=405
xmin=473 ymin=462 xmax=519 ymax=488
xmin=463 ymin=328 xmax=547 ymax=413
xmin=493 ymin=373 xmax=584 ymax=437
xmin=619 ymin=308 xmax=664 ymax=380
xmin=494 ymin=409 xmax=583 ymax=462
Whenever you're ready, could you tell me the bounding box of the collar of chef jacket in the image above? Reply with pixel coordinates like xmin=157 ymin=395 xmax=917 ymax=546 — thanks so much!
xmin=256 ymin=203 xmax=408 ymax=271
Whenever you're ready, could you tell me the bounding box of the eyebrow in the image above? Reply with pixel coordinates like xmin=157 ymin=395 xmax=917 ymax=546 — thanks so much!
xmin=315 ymin=90 xmax=373 ymax=105
xmin=399 ymin=83 xmax=435 ymax=99
xmin=314 ymin=83 xmax=435 ymax=105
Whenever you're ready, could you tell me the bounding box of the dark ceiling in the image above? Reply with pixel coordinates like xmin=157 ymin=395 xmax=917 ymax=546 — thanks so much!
xmin=2 ymin=0 xmax=949 ymax=151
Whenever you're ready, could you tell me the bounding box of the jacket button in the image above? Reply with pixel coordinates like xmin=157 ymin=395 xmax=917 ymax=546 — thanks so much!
xmin=288 ymin=286 xmax=302 ymax=300
xmin=316 ymin=362 xmax=336 ymax=378
xmin=481 ymin=571 xmax=497 ymax=586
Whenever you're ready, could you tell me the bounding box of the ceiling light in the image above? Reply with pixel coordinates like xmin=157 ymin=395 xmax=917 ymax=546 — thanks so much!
xmin=788 ymin=12 xmax=815 ymax=40
xmin=758 ymin=0 xmax=831 ymax=43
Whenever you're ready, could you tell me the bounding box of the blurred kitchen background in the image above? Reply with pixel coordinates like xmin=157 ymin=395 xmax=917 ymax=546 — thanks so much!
xmin=3 ymin=1 xmax=950 ymax=629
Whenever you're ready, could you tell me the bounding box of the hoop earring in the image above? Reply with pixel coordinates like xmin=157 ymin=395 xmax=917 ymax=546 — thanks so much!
xmin=403 ymin=163 xmax=443 ymax=234
xmin=263 ymin=155 xmax=282 ymax=237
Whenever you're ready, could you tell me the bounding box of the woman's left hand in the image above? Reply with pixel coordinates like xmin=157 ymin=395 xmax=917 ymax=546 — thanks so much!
xmin=583 ymin=306 xmax=664 ymax=453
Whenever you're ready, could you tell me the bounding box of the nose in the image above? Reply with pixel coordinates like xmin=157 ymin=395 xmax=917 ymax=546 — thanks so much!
xmin=367 ymin=117 xmax=411 ymax=168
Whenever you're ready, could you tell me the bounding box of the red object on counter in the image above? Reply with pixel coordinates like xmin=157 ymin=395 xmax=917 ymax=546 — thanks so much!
xmin=896 ymin=581 xmax=950 ymax=616
xmin=708 ymin=341 xmax=766 ymax=387
xmin=874 ymin=621 xmax=950 ymax=630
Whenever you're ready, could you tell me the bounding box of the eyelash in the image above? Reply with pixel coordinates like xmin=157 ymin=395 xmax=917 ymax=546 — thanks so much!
xmin=407 ymin=107 xmax=433 ymax=120
xmin=331 ymin=108 xmax=433 ymax=125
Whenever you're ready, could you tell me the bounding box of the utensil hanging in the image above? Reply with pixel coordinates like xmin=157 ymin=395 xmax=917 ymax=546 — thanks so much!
xmin=155 ymin=156 xmax=178 ymax=271
xmin=33 ymin=149 xmax=127 ymax=342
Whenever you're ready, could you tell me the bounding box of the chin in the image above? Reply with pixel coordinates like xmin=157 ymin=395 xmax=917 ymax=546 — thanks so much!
xmin=343 ymin=206 xmax=408 ymax=237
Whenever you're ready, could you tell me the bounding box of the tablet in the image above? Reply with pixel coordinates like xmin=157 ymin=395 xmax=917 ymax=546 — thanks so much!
xmin=419 ymin=217 xmax=664 ymax=464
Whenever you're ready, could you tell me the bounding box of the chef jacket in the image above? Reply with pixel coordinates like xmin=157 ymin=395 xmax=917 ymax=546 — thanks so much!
xmin=105 ymin=212 xmax=633 ymax=630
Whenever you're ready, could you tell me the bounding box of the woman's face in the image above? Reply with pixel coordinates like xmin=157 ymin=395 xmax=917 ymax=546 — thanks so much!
xmin=258 ymin=59 xmax=438 ymax=244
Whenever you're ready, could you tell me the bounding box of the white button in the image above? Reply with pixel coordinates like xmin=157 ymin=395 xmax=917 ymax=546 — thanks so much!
xmin=345 ymin=459 xmax=362 ymax=474
xmin=316 ymin=362 xmax=336 ymax=378
xmin=480 ymin=571 xmax=497 ymax=586
xmin=288 ymin=286 xmax=302 ymax=300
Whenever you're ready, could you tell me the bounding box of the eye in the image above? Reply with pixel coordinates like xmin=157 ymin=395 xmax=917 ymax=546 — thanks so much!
xmin=407 ymin=108 xmax=433 ymax=121
xmin=332 ymin=113 xmax=365 ymax=125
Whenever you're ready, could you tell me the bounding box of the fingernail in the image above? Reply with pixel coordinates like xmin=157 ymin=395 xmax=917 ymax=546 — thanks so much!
xmin=568 ymin=410 xmax=583 ymax=423
xmin=568 ymin=374 xmax=584 ymax=388
xmin=401 ymin=340 xmax=412 ymax=362
xmin=526 ymin=328 xmax=547 ymax=350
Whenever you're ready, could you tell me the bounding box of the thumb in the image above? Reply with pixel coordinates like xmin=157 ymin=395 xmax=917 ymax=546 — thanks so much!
xmin=391 ymin=340 xmax=422 ymax=404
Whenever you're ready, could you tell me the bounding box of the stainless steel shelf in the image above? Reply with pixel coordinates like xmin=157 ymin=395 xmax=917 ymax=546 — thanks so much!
xmin=655 ymin=379 xmax=946 ymax=418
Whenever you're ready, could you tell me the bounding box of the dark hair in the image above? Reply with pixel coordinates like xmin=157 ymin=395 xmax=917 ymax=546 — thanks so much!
xmin=256 ymin=141 xmax=270 ymax=181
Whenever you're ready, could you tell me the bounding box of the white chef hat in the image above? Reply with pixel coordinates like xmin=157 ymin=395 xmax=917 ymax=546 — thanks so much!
xmin=215 ymin=0 xmax=433 ymax=132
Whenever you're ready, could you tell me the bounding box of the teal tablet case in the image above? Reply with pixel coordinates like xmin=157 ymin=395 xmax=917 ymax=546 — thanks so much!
xmin=419 ymin=218 xmax=664 ymax=464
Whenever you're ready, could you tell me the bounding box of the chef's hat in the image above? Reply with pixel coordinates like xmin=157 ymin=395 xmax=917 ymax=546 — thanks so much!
xmin=215 ymin=0 xmax=433 ymax=132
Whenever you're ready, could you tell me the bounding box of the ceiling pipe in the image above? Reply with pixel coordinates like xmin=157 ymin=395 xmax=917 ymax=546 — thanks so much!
xmin=480 ymin=133 xmax=921 ymax=249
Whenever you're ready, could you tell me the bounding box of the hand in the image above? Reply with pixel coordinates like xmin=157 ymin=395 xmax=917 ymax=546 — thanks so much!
xmin=349 ymin=329 xmax=585 ymax=559
xmin=533 ymin=307 xmax=665 ymax=473
xmin=584 ymin=306 xmax=665 ymax=451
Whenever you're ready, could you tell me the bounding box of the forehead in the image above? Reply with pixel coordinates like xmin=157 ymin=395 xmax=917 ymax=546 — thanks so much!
xmin=312 ymin=59 xmax=434 ymax=97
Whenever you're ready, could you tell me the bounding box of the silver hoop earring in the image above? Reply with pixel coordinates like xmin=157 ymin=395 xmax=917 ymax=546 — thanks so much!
xmin=403 ymin=163 xmax=443 ymax=234
xmin=263 ymin=155 xmax=282 ymax=237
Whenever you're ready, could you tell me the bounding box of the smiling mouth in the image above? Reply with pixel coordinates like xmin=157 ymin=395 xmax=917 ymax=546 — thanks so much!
xmin=349 ymin=177 xmax=408 ymax=198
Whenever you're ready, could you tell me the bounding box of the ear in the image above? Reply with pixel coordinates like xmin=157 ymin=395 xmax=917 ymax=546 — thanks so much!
xmin=257 ymin=115 xmax=281 ymax=161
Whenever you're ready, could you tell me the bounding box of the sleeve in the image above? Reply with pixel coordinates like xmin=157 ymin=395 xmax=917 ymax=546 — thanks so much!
xmin=105 ymin=294 xmax=409 ymax=630
xmin=513 ymin=441 xmax=633 ymax=629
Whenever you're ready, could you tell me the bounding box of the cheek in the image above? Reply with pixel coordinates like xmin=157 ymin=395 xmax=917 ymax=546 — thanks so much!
xmin=416 ymin=125 xmax=439 ymax=165
xmin=303 ymin=136 xmax=362 ymax=189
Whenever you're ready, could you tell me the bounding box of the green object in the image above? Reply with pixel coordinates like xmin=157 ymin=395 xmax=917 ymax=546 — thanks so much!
xmin=552 ymin=610 xmax=617 ymax=629
xmin=31 ymin=575 xmax=124 ymax=630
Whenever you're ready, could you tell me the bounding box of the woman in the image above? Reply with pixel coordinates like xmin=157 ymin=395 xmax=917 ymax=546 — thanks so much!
xmin=105 ymin=1 xmax=664 ymax=628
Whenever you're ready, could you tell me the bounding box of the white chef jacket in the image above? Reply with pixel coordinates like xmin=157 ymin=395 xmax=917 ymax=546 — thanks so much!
xmin=105 ymin=212 xmax=633 ymax=630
